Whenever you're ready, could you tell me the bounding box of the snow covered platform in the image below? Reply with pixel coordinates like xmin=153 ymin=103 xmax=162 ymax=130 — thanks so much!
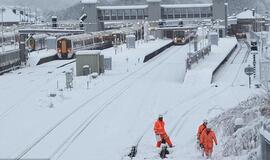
xmin=184 ymin=37 xmax=237 ymax=86
xmin=27 ymin=49 xmax=57 ymax=66
xmin=102 ymin=39 xmax=172 ymax=61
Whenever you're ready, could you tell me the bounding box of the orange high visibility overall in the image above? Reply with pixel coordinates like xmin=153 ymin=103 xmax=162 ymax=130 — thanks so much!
xmin=154 ymin=120 xmax=173 ymax=147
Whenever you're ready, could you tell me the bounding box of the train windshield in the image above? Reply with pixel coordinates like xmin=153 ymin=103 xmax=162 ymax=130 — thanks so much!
xmin=174 ymin=31 xmax=185 ymax=38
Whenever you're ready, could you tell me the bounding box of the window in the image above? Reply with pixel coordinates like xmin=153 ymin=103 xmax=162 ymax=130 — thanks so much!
xmin=118 ymin=10 xmax=124 ymax=20
xmin=167 ymin=8 xmax=173 ymax=19
xmin=111 ymin=10 xmax=117 ymax=20
xmin=194 ymin=8 xmax=200 ymax=18
xmin=124 ymin=9 xmax=131 ymax=19
xmin=131 ymin=9 xmax=137 ymax=19
xmin=174 ymin=8 xmax=181 ymax=18
xmin=187 ymin=8 xmax=194 ymax=18
xmin=138 ymin=9 xmax=144 ymax=19
xmin=104 ymin=10 xmax=110 ymax=20
xmin=180 ymin=8 xmax=187 ymax=18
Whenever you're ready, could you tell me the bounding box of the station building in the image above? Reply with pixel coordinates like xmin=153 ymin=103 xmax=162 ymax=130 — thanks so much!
xmin=81 ymin=0 xmax=227 ymax=33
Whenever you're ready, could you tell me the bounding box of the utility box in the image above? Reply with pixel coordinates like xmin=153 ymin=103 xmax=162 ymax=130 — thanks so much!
xmin=76 ymin=50 xmax=104 ymax=76
xmin=126 ymin=35 xmax=136 ymax=48
xmin=208 ymin=32 xmax=219 ymax=46
xmin=46 ymin=36 xmax=57 ymax=50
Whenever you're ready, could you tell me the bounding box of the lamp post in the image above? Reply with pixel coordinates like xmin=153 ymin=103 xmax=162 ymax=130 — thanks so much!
xmin=1 ymin=7 xmax=5 ymax=54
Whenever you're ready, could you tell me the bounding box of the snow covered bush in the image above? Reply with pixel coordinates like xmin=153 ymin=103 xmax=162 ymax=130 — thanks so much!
xmin=209 ymin=95 xmax=270 ymax=159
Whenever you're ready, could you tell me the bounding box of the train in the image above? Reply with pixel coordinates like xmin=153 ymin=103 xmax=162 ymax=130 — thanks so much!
xmin=158 ymin=20 xmax=184 ymax=28
xmin=57 ymin=28 xmax=140 ymax=59
xmin=26 ymin=34 xmax=47 ymax=52
xmin=173 ymin=30 xmax=195 ymax=45
xmin=235 ymin=32 xmax=247 ymax=39
xmin=0 ymin=32 xmax=19 ymax=46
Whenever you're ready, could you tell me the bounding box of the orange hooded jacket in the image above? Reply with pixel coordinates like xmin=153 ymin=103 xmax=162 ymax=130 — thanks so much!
xmin=200 ymin=129 xmax=217 ymax=150
xmin=154 ymin=120 xmax=165 ymax=135
xmin=197 ymin=123 xmax=207 ymax=139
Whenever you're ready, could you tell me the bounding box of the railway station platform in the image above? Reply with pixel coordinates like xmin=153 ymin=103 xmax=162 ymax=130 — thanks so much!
xmin=184 ymin=37 xmax=237 ymax=86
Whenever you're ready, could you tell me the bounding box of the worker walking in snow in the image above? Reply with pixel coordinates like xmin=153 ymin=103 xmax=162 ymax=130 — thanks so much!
xmin=197 ymin=119 xmax=208 ymax=148
xmin=154 ymin=114 xmax=173 ymax=148
xmin=200 ymin=125 xmax=217 ymax=159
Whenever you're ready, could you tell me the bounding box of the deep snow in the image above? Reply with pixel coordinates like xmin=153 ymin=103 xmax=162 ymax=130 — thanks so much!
xmin=0 ymin=37 xmax=264 ymax=160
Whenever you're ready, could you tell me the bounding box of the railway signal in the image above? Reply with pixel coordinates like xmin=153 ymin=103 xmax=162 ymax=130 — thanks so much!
xmin=250 ymin=40 xmax=258 ymax=78
xmin=244 ymin=65 xmax=254 ymax=88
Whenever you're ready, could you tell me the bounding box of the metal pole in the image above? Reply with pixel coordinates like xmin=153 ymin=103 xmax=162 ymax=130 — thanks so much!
xmin=189 ymin=30 xmax=191 ymax=53
xmin=1 ymin=7 xmax=4 ymax=54
xmin=249 ymin=75 xmax=251 ymax=88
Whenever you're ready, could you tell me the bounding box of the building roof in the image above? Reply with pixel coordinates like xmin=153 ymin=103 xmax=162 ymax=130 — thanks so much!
xmin=161 ymin=3 xmax=212 ymax=8
xmin=81 ymin=0 xmax=98 ymax=4
xmin=97 ymin=5 xmax=148 ymax=10
xmin=146 ymin=0 xmax=161 ymax=2
xmin=236 ymin=10 xmax=263 ymax=20
xmin=0 ymin=7 xmax=20 ymax=23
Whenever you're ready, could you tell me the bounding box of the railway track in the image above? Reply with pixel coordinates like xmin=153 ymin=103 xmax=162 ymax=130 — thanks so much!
xmin=230 ymin=41 xmax=243 ymax=64
xmin=14 ymin=45 xmax=182 ymax=160
xmin=0 ymin=60 xmax=76 ymax=122
xmin=231 ymin=41 xmax=250 ymax=86
xmin=130 ymin=41 xmax=253 ymax=160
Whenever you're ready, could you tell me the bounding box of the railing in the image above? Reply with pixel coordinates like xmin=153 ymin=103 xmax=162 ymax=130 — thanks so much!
xmin=143 ymin=41 xmax=173 ymax=63
xmin=185 ymin=45 xmax=211 ymax=70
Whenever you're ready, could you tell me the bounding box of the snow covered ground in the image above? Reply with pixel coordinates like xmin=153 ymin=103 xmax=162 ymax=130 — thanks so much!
xmin=0 ymin=37 xmax=264 ymax=160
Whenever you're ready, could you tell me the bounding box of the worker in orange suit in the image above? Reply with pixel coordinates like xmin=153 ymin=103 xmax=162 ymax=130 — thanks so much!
xmin=200 ymin=125 xmax=217 ymax=159
xmin=197 ymin=119 xmax=208 ymax=147
xmin=154 ymin=114 xmax=173 ymax=148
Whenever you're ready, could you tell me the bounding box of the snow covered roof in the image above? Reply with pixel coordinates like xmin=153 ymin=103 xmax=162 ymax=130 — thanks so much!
xmin=76 ymin=50 xmax=101 ymax=56
xmin=59 ymin=33 xmax=93 ymax=41
xmin=236 ymin=10 xmax=263 ymax=20
xmin=146 ymin=0 xmax=161 ymax=2
xmin=97 ymin=5 xmax=148 ymax=10
xmin=0 ymin=7 xmax=20 ymax=23
xmin=81 ymin=0 xmax=98 ymax=4
xmin=161 ymin=3 xmax=212 ymax=8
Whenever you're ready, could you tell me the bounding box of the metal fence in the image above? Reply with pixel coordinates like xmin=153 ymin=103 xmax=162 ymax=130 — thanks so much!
xmin=261 ymin=124 xmax=270 ymax=160
xmin=143 ymin=42 xmax=173 ymax=63
xmin=0 ymin=49 xmax=20 ymax=74
xmin=186 ymin=45 xmax=211 ymax=70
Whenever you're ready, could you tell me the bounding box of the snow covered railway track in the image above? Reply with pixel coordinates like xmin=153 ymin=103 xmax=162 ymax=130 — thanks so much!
xmin=0 ymin=60 xmax=77 ymax=122
xmin=169 ymin=86 xmax=230 ymax=137
xmin=230 ymin=41 xmax=243 ymax=64
xmin=231 ymin=42 xmax=250 ymax=86
xmin=127 ymin=84 xmax=230 ymax=160
xmin=14 ymin=46 xmax=183 ymax=160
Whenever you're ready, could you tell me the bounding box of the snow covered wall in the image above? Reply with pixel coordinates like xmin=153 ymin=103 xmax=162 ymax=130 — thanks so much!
xmin=210 ymin=95 xmax=270 ymax=160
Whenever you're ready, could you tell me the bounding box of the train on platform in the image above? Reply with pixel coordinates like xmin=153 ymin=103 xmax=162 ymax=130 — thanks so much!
xmin=235 ymin=32 xmax=247 ymax=39
xmin=26 ymin=34 xmax=47 ymax=52
xmin=0 ymin=33 xmax=19 ymax=46
xmin=173 ymin=30 xmax=195 ymax=45
xmin=56 ymin=28 xmax=140 ymax=59
xmin=158 ymin=20 xmax=184 ymax=28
